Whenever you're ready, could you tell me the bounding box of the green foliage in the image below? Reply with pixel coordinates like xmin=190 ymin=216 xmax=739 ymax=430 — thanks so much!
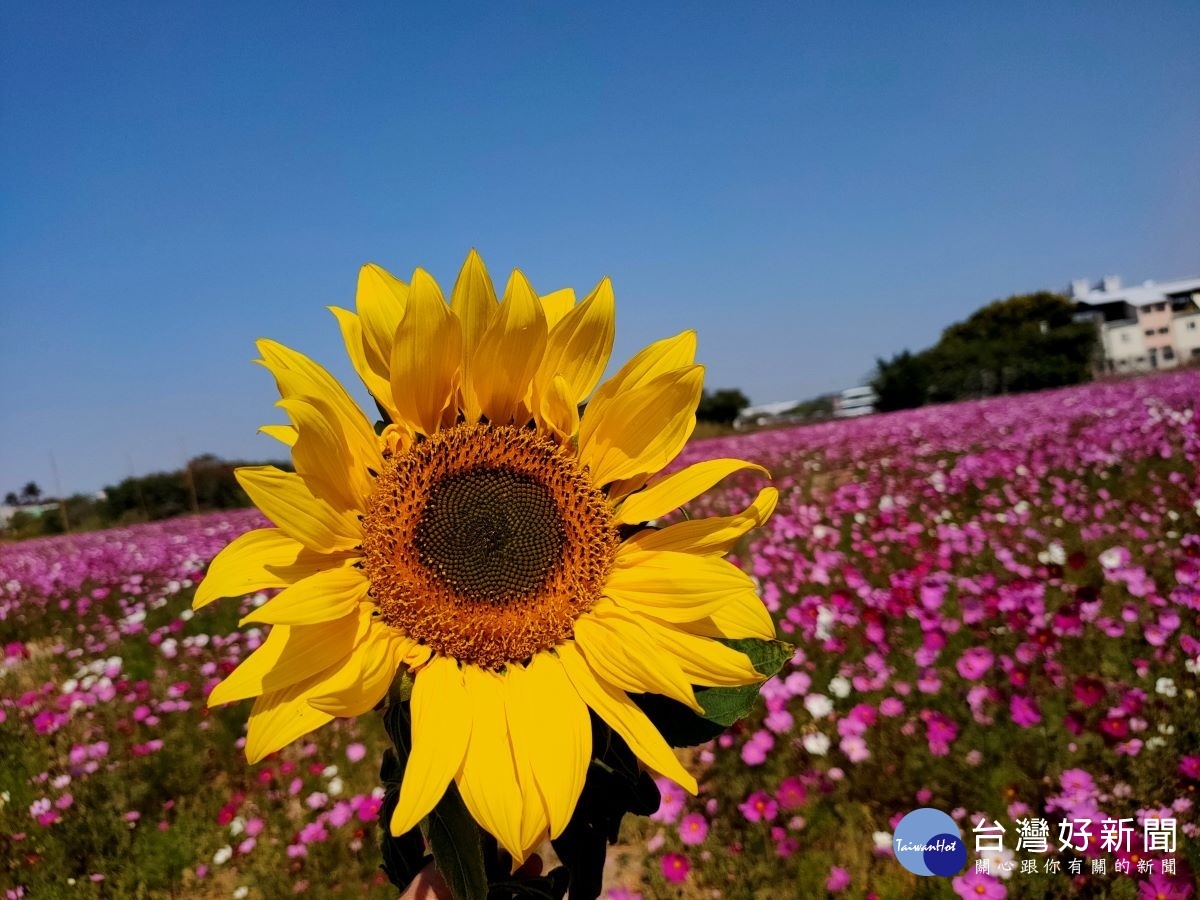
xmin=872 ymin=350 xmax=931 ymax=412
xmin=871 ymin=292 xmax=1097 ymax=410
xmin=2 ymin=457 xmax=292 ymax=540
xmin=697 ymin=388 xmax=751 ymax=426
xmin=635 ymin=639 xmax=793 ymax=747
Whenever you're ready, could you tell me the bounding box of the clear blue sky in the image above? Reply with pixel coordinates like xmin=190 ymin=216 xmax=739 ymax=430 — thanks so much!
xmin=2 ymin=1 xmax=1197 ymax=495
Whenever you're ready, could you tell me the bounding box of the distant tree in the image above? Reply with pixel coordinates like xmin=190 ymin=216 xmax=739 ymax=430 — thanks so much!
xmin=874 ymin=292 xmax=1095 ymax=409
xmin=20 ymin=482 xmax=41 ymax=504
xmin=872 ymin=351 xmax=931 ymax=412
xmin=3 ymin=491 xmax=17 ymax=506
xmin=697 ymin=388 xmax=751 ymax=426
xmin=930 ymin=291 xmax=1095 ymax=398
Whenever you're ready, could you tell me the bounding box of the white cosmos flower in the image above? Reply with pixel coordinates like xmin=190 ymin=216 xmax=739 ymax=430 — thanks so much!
xmin=805 ymin=693 xmax=834 ymax=719
xmin=802 ymin=733 xmax=831 ymax=756
xmin=828 ymin=676 xmax=852 ymax=699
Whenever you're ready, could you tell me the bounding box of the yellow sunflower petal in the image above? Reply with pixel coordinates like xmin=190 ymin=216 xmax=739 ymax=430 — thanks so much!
xmin=539 ymin=287 xmax=576 ymax=330
xmin=240 ymin=566 xmax=369 ymax=626
xmin=504 ymin=654 xmax=590 ymax=839
xmin=603 ymin=549 xmax=756 ymax=622
xmin=245 ymin=639 xmax=393 ymax=763
xmin=255 ymin=340 xmax=380 ymax=460
xmin=391 ymin=656 xmax=472 ymax=836
xmin=677 ymin=591 xmax=778 ymax=641
xmin=235 ymin=467 xmax=361 ymax=553
xmin=468 ymin=269 xmax=547 ymax=425
xmin=577 ymin=366 xmax=704 ymax=487
xmin=450 ymin=249 xmax=499 ymax=422
xmin=329 ymin=306 xmax=395 ymax=415
xmin=356 ymin=263 xmax=409 ymax=378
xmin=614 ymin=459 xmax=769 ymax=526
xmin=632 ymin=614 xmax=765 ymax=687
xmin=193 ymin=527 xmax=351 ymax=610
xmin=208 ymin=607 xmax=368 ymax=706
xmin=557 ymin=642 xmax=697 ymax=794
xmin=258 ymin=424 xmax=298 ymax=447
xmin=538 ymin=373 xmax=580 ymax=443
xmin=587 ymin=330 xmax=697 ymax=409
xmin=574 ymin=603 xmax=702 ymax=712
xmin=277 ymin=397 xmax=365 ymax=513
xmin=534 ymin=277 xmax=615 ymax=415
xmin=457 ymin=665 xmax=532 ymax=862
xmin=245 ymin=674 xmax=337 ymax=764
xmin=307 ymin=631 xmax=412 ymax=716
xmin=623 ymin=486 xmax=779 ymax=556
xmin=389 ymin=268 xmax=463 ymax=435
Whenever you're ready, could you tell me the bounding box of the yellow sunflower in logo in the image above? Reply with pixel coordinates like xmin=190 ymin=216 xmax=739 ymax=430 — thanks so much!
xmin=195 ymin=251 xmax=778 ymax=864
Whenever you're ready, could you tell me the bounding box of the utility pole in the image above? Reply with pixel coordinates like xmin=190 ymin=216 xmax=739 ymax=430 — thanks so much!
xmin=181 ymin=439 xmax=199 ymax=515
xmin=49 ymin=452 xmax=69 ymax=532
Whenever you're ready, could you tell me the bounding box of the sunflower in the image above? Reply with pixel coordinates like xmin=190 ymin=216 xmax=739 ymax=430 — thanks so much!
xmin=195 ymin=250 xmax=778 ymax=864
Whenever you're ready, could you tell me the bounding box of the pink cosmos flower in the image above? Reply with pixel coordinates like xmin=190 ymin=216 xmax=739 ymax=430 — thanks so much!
xmin=1072 ymin=676 xmax=1106 ymax=705
xmin=741 ymin=730 xmax=775 ymax=766
xmin=1009 ymin=695 xmax=1042 ymax=728
xmin=660 ymin=853 xmax=689 ymax=884
xmin=678 ymin=813 xmax=708 ymax=846
xmin=776 ymin=777 xmax=807 ymax=810
xmin=956 ymin=647 xmax=994 ymax=680
xmin=879 ymin=697 xmax=904 ymax=717
xmin=1138 ymin=872 xmax=1193 ymax=900
xmin=1178 ymin=756 xmax=1200 ymax=780
xmin=923 ymin=712 xmax=958 ymax=756
xmin=738 ymin=791 xmax=778 ymax=823
xmin=650 ymin=778 xmax=686 ymax=824
xmin=952 ymin=870 xmax=1006 ymax=898
xmin=826 ymin=866 xmax=851 ymax=892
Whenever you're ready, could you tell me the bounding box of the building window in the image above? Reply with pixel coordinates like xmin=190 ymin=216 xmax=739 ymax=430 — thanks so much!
xmin=1189 ymin=321 xmax=1197 ymax=330
xmin=1163 ymin=347 xmax=1175 ymax=360
xmin=1157 ymin=327 xmax=1169 ymax=334
xmin=1193 ymin=348 xmax=1200 ymax=359
xmin=1145 ymin=330 xmax=1155 ymax=337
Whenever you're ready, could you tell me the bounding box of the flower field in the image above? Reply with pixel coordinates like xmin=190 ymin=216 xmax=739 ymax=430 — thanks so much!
xmin=3 ymin=369 xmax=1198 ymax=898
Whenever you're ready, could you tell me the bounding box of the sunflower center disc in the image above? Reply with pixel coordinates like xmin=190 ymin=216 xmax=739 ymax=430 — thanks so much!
xmin=413 ymin=469 xmax=565 ymax=604
xmin=361 ymin=423 xmax=618 ymax=670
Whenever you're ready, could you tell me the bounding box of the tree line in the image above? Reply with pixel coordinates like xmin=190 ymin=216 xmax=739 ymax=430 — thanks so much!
xmin=2 ymin=455 xmax=288 ymax=540
xmin=871 ymin=291 xmax=1097 ymax=412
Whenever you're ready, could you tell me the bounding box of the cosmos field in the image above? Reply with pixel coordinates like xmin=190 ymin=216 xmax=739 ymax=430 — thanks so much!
xmin=2 ymin=370 xmax=1198 ymax=899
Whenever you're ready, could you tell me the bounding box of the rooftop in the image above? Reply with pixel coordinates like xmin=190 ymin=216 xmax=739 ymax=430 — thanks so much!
xmin=1070 ymin=275 xmax=1200 ymax=308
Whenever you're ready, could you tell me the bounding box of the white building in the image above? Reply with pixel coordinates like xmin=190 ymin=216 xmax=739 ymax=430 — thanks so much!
xmin=1071 ymin=275 xmax=1200 ymax=373
xmin=834 ymin=385 xmax=877 ymax=418
xmin=734 ymin=400 xmax=801 ymax=429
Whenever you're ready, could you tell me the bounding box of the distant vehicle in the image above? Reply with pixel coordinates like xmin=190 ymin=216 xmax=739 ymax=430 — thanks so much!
xmin=834 ymin=386 xmax=877 ymax=418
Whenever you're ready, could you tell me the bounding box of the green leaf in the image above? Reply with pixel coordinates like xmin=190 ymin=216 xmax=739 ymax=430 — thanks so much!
xmin=724 ymin=637 xmax=793 ymax=680
xmin=633 ymin=638 xmax=792 ymax=746
xmin=426 ymin=780 xmax=488 ymax=900
xmin=696 ymin=638 xmax=791 ymax=727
